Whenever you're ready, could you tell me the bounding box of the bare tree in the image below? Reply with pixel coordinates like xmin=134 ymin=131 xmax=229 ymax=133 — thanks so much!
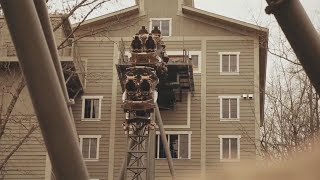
xmin=260 ymin=40 xmax=320 ymax=161
xmin=0 ymin=0 xmax=113 ymax=178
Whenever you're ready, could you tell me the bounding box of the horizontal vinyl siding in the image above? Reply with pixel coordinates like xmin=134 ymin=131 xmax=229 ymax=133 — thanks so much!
xmin=0 ymin=72 xmax=46 ymax=180
xmin=154 ymin=74 xmax=202 ymax=179
xmin=0 ymin=119 xmax=46 ymax=180
xmin=165 ymin=40 xmax=201 ymax=51
xmin=74 ymin=40 xmax=115 ymax=180
xmin=205 ymin=40 xmax=256 ymax=174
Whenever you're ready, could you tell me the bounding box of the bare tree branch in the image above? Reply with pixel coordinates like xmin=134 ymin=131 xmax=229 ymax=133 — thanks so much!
xmin=0 ymin=77 xmax=26 ymax=140
xmin=0 ymin=125 xmax=38 ymax=171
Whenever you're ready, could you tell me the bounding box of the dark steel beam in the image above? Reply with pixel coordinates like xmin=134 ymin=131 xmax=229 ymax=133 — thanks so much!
xmin=33 ymin=0 xmax=78 ymax=138
xmin=155 ymin=104 xmax=176 ymax=180
xmin=266 ymin=0 xmax=320 ymax=95
xmin=147 ymin=114 xmax=156 ymax=180
xmin=0 ymin=0 xmax=89 ymax=179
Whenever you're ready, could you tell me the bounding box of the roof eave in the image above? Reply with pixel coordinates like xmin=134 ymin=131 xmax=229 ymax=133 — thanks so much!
xmin=182 ymin=5 xmax=268 ymax=33
xmin=72 ymin=5 xmax=140 ymax=28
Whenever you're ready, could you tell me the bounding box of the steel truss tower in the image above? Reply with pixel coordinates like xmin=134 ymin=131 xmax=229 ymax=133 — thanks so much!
xmin=124 ymin=119 xmax=154 ymax=180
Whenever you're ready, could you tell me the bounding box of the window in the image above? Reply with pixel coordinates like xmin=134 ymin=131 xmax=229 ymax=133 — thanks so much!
xmin=219 ymin=135 xmax=241 ymax=161
xmin=219 ymin=96 xmax=240 ymax=121
xmin=189 ymin=51 xmax=201 ymax=73
xmin=81 ymin=96 xmax=103 ymax=120
xmin=219 ymin=52 xmax=240 ymax=75
xmin=150 ymin=18 xmax=172 ymax=36
xmin=166 ymin=51 xmax=201 ymax=74
xmin=79 ymin=135 xmax=101 ymax=161
xmin=155 ymin=131 xmax=191 ymax=159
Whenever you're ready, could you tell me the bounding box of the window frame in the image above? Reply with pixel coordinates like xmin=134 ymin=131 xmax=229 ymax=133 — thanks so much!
xmin=155 ymin=131 xmax=192 ymax=160
xmin=219 ymin=52 xmax=240 ymax=75
xmin=79 ymin=135 xmax=101 ymax=161
xmin=219 ymin=95 xmax=240 ymax=121
xmin=218 ymin=135 xmax=241 ymax=162
xmin=81 ymin=96 xmax=103 ymax=121
xmin=149 ymin=18 xmax=172 ymax=37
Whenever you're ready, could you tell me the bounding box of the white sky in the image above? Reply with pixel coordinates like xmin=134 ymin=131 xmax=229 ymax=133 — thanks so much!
xmin=195 ymin=0 xmax=320 ymax=26
xmin=99 ymin=0 xmax=320 ymax=26
xmin=75 ymin=0 xmax=320 ymax=76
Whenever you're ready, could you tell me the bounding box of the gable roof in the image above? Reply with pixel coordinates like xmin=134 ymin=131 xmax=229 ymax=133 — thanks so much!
xmin=74 ymin=3 xmax=268 ymax=125
xmin=182 ymin=5 xmax=268 ymax=33
xmin=72 ymin=5 xmax=139 ymax=28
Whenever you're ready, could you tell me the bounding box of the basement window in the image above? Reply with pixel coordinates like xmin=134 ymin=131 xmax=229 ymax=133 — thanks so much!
xmin=150 ymin=18 xmax=172 ymax=36
xmin=155 ymin=131 xmax=191 ymax=159
xmin=79 ymin=135 xmax=101 ymax=161
xmin=82 ymin=96 xmax=103 ymax=120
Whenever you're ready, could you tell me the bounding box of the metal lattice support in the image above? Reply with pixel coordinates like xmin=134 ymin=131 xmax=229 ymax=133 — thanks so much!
xmin=124 ymin=120 xmax=150 ymax=180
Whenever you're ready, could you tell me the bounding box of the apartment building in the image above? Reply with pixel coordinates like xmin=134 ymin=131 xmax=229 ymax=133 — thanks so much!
xmin=0 ymin=0 xmax=268 ymax=179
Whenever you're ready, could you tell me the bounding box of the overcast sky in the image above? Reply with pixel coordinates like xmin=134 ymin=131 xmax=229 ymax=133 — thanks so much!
xmin=100 ymin=0 xmax=320 ymax=27
xmin=84 ymin=0 xmax=319 ymax=74
xmin=195 ymin=0 xmax=319 ymax=25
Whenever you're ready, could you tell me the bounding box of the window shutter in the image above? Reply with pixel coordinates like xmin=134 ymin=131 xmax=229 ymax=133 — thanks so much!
xmin=230 ymin=98 xmax=238 ymax=118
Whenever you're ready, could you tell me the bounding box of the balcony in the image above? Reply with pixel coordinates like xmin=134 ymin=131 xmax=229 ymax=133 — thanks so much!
xmin=0 ymin=39 xmax=86 ymax=99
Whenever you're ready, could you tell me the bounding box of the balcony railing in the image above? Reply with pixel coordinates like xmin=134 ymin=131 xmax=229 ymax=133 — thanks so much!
xmin=0 ymin=38 xmax=86 ymax=97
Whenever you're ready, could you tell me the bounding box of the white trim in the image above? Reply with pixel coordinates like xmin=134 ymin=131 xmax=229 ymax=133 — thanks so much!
xmin=219 ymin=52 xmax=240 ymax=75
xmin=79 ymin=36 xmax=256 ymax=42
xmin=218 ymin=135 xmax=241 ymax=162
xmin=44 ymin=153 xmax=51 ymax=180
xmin=163 ymin=92 xmax=191 ymax=129
xmin=219 ymin=95 xmax=240 ymax=121
xmin=83 ymin=58 xmax=88 ymax=89
xmin=155 ymin=131 xmax=192 ymax=159
xmin=149 ymin=18 xmax=172 ymax=37
xmin=79 ymin=135 xmax=102 ymax=161
xmin=81 ymin=96 xmax=103 ymax=120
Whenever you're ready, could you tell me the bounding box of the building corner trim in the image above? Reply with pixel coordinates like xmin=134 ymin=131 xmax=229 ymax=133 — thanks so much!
xmin=200 ymin=39 xmax=207 ymax=178
xmin=107 ymin=42 xmax=119 ymax=180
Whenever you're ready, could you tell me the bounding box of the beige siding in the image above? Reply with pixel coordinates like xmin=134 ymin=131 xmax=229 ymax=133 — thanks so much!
xmin=205 ymin=40 xmax=256 ymax=176
xmin=0 ymin=69 xmax=46 ymax=179
xmin=74 ymin=40 xmax=115 ymax=180
xmin=0 ymin=1 xmax=261 ymax=179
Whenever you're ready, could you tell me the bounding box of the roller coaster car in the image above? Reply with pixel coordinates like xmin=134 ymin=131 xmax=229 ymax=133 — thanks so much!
xmin=121 ymin=67 xmax=159 ymax=112
xmin=130 ymin=33 xmax=161 ymax=65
